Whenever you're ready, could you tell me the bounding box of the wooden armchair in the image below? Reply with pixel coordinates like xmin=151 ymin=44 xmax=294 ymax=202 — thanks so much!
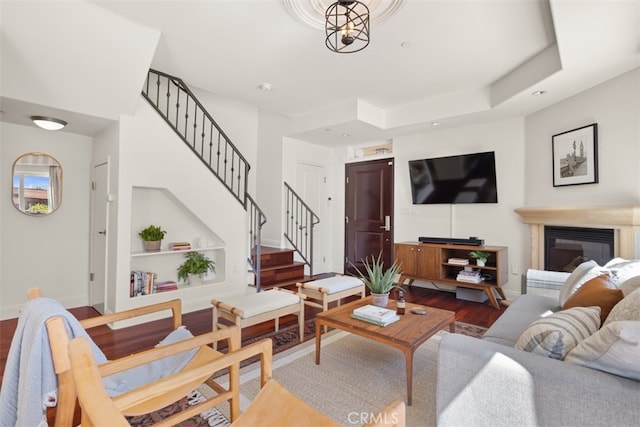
xmin=21 ymin=288 xmax=271 ymax=426
xmin=68 ymin=336 xmax=405 ymax=426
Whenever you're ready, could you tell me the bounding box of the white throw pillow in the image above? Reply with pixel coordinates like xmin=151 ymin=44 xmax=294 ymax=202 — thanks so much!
xmin=515 ymin=306 xmax=601 ymax=360
xmin=565 ymin=320 xmax=640 ymax=381
xmin=603 ymin=258 xmax=640 ymax=287
xmin=618 ymin=276 xmax=640 ymax=296
xmin=603 ymin=287 xmax=640 ymax=326
xmin=558 ymin=260 xmax=609 ymax=306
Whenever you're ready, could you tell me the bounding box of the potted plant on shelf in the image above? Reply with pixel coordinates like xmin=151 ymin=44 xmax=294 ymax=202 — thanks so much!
xmin=138 ymin=225 xmax=167 ymax=252
xmin=177 ymin=251 xmax=215 ymax=285
xmin=351 ymin=252 xmax=403 ymax=307
xmin=469 ymin=250 xmax=490 ymax=267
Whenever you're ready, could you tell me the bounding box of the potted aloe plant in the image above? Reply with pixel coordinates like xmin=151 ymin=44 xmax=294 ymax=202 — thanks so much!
xmin=177 ymin=251 xmax=215 ymax=285
xmin=351 ymin=252 xmax=403 ymax=307
xmin=138 ymin=225 xmax=167 ymax=252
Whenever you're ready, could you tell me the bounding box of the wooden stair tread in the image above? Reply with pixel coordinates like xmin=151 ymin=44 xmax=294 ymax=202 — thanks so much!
xmin=253 ymin=246 xmax=295 ymax=254
xmin=258 ymin=261 xmax=305 ymax=273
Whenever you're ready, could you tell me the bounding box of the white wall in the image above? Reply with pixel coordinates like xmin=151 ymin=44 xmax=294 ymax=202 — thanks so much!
xmin=0 ymin=122 xmax=92 ymax=318
xmin=392 ymin=117 xmax=528 ymax=297
xmin=525 ymin=68 xmax=640 ymax=205
xmin=256 ymin=111 xmax=290 ymax=247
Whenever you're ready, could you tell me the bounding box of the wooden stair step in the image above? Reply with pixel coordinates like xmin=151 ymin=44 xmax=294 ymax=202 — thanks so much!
xmin=251 ymin=275 xmax=322 ymax=292
xmin=252 ymin=246 xmax=295 ymax=269
xmin=258 ymin=262 xmax=305 ymax=286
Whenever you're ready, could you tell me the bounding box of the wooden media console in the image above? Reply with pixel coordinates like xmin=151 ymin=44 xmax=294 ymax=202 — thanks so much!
xmin=394 ymin=242 xmax=508 ymax=309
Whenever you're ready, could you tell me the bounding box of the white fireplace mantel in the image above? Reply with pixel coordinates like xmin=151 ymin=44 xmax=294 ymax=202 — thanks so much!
xmin=515 ymin=205 xmax=640 ymax=269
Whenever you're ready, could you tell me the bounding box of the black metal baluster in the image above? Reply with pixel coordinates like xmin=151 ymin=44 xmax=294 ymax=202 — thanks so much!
xmin=175 ymin=88 xmax=181 ymax=131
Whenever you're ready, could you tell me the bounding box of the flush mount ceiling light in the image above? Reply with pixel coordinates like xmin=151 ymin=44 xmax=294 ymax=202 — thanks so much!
xmin=325 ymin=1 xmax=370 ymax=53
xmin=31 ymin=116 xmax=67 ymax=131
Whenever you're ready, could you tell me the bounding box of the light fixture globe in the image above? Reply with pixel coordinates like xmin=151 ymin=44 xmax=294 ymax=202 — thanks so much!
xmin=31 ymin=116 xmax=67 ymax=131
xmin=325 ymin=1 xmax=370 ymax=53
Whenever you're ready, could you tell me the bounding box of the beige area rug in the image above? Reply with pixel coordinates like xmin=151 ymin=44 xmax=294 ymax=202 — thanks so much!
xmin=197 ymin=322 xmax=486 ymax=426
xmin=234 ymin=330 xmax=446 ymax=427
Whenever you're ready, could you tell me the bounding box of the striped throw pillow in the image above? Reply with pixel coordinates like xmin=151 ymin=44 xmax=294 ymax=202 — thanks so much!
xmin=515 ymin=306 xmax=601 ymax=360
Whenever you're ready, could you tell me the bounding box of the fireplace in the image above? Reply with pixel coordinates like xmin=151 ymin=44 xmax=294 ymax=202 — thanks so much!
xmin=544 ymin=226 xmax=614 ymax=272
xmin=515 ymin=205 xmax=640 ymax=270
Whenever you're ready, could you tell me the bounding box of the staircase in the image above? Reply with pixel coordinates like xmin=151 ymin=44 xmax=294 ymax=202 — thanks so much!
xmin=141 ymin=68 xmax=267 ymax=290
xmin=252 ymin=247 xmax=312 ymax=290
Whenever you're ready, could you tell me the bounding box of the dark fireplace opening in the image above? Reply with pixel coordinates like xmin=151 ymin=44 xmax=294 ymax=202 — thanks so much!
xmin=544 ymin=226 xmax=614 ymax=272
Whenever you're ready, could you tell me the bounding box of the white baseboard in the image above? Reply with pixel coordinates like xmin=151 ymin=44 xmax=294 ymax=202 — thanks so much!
xmin=0 ymin=295 xmax=87 ymax=321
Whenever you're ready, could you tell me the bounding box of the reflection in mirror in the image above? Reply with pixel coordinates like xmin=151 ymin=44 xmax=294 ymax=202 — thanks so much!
xmin=12 ymin=152 xmax=63 ymax=215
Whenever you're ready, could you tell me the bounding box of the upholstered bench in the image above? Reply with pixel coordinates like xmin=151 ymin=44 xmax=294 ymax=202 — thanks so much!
xmin=211 ymin=288 xmax=306 ymax=345
xmin=296 ymin=275 xmax=365 ymax=332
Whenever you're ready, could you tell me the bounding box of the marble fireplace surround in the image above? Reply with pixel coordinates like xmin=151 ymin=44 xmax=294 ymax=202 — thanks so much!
xmin=515 ymin=205 xmax=640 ymax=269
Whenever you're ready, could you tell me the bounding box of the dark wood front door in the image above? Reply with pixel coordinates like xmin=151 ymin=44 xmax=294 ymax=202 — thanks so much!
xmin=344 ymin=158 xmax=394 ymax=274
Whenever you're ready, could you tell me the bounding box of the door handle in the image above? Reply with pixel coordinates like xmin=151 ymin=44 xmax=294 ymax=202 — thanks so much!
xmin=380 ymin=215 xmax=390 ymax=231
xmin=98 ymin=230 xmax=106 ymax=235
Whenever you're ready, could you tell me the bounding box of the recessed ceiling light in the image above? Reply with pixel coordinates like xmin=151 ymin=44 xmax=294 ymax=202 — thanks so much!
xmin=258 ymin=83 xmax=272 ymax=91
xmin=431 ymin=121 xmax=441 ymax=126
xmin=31 ymin=116 xmax=67 ymax=130
xmin=400 ymin=41 xmax=411 ymax=48
xmin=342 ymin=133 xmax=351 ymax=137
xmin=531 ymin=90 xmax=546 ymax=96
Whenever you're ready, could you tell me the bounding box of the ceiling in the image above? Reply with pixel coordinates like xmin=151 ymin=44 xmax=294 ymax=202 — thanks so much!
xmin=1 ymin=1 xmax=638 ymax=146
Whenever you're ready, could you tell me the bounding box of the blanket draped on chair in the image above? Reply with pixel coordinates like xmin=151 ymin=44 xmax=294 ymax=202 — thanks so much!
xmin=0 ymin=298 xmax=107 ymax=427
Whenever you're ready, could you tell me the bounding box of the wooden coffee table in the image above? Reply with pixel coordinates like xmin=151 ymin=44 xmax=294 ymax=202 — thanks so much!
xmin=315 ymin=295 xmax=455 ymax=406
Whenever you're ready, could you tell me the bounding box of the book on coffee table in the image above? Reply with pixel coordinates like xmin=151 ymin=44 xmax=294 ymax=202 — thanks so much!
xmin=352 ymin=304 xmax=397 ymax=322
xmin=350 ymin=313 xmax=400 ymax=327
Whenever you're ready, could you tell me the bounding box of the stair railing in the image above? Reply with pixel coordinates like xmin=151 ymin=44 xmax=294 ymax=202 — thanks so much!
xmin=246 ymin=194 xmax=267 ymax=292
xmin=284 ymin=182 xmax=320 ymax=276
xmin=142 ymin=68 xmax=266 ymax=290
xmin=142 ymin=69 xmax=249 ymax=208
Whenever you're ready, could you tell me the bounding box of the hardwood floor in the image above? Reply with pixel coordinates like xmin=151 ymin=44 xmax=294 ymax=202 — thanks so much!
xmin=0 ymin=285 xmax=506 ymax=382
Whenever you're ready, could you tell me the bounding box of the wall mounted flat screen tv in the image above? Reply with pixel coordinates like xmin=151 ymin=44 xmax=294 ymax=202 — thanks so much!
xmin=408 ymin=151 xmax=498 ymax=204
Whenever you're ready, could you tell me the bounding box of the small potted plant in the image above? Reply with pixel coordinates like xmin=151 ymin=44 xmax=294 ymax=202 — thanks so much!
xmin=469 ymin=250 xmax=490 ymax=267
xmin=177 ymin=251 xmax=215 ymax=285
xmin=351 ymin=252 xmax=403 ymax=307
xmin=138 ymin=225 xmax=167 ymax=252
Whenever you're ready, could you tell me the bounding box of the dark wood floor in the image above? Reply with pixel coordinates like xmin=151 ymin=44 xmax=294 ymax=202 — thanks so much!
xmin=0 ymin=285 xmax=506 ymax=382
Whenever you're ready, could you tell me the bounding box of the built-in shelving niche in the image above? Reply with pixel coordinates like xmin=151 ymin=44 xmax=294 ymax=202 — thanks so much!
xmin=130 ymin=186 xmax=226 ymax=296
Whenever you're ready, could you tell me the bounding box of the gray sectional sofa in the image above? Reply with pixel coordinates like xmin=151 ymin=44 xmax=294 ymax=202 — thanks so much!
xmin=435 ymin=268 xmax=640 ymax=426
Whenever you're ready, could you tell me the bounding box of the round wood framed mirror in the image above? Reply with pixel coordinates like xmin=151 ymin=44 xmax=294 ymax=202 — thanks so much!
xmin=12 ymin=152 xmax=63 ymax=215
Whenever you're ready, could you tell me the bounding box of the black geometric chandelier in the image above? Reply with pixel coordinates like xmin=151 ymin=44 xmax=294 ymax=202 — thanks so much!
xmin=325 ymin=1 xmax=370 ymax=54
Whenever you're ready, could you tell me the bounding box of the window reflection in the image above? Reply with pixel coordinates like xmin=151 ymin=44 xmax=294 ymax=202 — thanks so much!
xmin=12 ymin=152 xmax=62 ymax=215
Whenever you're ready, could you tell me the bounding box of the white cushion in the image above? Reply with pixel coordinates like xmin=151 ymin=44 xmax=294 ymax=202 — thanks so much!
xmin=603 ymin=287 xmax=640 ymax=326
xmin=515 ymin=306 xmax=601 ymax=360
xmin=603 ymin=258 xmax=640 ymax=287
xmin=558 ymin=260 xmax=610 ymax=306
xmin=565 ymin=320 xmax=640 ymax=380
xmin=302 ymin=276 xmax=363 ymax=294
xmin=220 ymin=290 xmax=300 ymax=319
xmin=618 ymin=276 xmax=640 ymax=296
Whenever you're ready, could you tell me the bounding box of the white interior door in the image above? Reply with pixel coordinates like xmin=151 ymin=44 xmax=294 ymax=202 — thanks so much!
xmin=296 ymin=162 xmax=327 ymax=275
xmin=89 ymin=161 xmax=108 ymax=313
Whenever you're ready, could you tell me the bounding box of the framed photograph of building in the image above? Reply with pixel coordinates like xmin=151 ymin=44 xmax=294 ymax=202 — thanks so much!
xmin=552 ymin=123 xmax=598 ymax=187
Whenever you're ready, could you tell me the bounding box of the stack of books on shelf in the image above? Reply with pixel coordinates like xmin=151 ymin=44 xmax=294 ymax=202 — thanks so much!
xmin=456 ymin=269 xmax=483 ymax=283
xmin=448 ymin=257 xmax=469 ymax=265
xmin=351 ymin=304 xmax=400 ymax=327
xmin=154 ymin=280 xmax=178 ymax=293
xmin=130 ymin=270 xmax=158 ymax=297
xmin=170 ymin=242 xmax=192 ymax=251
